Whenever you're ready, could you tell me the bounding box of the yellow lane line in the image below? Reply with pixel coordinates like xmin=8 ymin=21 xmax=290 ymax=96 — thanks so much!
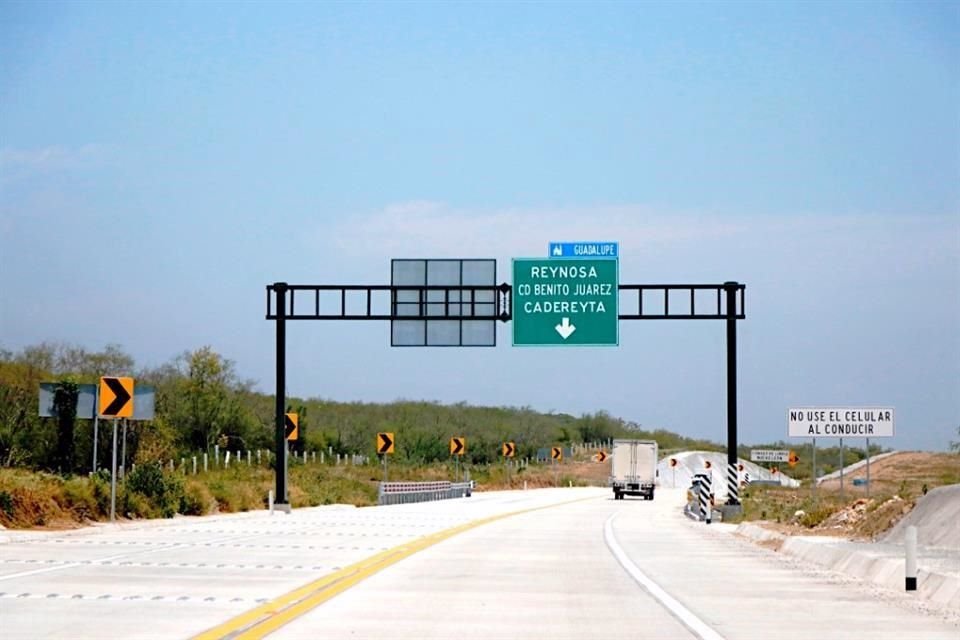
xmin=192 ymin=495 xmax=598 ymax=640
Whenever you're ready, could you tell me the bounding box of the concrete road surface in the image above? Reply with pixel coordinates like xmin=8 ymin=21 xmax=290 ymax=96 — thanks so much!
xmin=1 ymin=487 xmax=956 ymax=639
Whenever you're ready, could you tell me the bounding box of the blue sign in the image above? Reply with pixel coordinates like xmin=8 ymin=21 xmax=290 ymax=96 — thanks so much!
xmin=548 ymin=242 xmax=618 ymax=259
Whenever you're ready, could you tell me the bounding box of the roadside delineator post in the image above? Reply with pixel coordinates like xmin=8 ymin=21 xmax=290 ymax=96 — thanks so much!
xmin=698 ymin=475 xmax=712 ymax=524
xmin=905 ymin=525 xmax=917 ymax=591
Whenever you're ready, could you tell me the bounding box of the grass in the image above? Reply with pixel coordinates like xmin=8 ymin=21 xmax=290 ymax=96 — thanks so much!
xmin=0 ymin=457 xmax=593 ymax=529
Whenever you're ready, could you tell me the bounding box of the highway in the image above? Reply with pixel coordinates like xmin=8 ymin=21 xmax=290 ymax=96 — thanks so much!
xmin=1 ymin=488 xmax=956 ymax=639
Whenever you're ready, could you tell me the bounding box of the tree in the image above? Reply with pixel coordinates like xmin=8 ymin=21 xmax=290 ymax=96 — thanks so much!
xmin=163 ymin=347 xmax=255 ymax=453
xmin=51 ymin=380 xmax=79 ymax=472
xmin=0 ymin=357 xmax=46 ymax=466
xmin=951 ymin=425 xmax=960 ymax=453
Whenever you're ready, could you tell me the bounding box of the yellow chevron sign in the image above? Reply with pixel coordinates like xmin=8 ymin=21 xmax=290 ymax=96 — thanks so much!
xmin=377 ymin=432 xmax=395 ymax=454
xmin=99 ymin=377 xmax=134 ymax=418
xmin=284 ymin=413 xmax=299 ymax=441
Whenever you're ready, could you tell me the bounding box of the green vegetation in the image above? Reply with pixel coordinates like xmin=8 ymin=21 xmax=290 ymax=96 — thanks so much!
xmin=4 ymin=341 xmax=945 ymax=531
xmin=0 ymin=340 xmax=714 ymax=528
xmin=0 ymin=456 xmax=594 ymax=528
xmin=0 ymin=342 xmax=724 ymax=474
xmin=735 ymin=440 xmax=885 ymax=481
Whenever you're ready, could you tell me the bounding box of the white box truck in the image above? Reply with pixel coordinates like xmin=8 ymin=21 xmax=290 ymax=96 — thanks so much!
xmin=609 ymin=439 xmax=658 ymax=500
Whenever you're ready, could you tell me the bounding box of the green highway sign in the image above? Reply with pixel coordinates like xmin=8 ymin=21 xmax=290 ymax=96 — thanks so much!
xmin=512 ymin=258 xmax=618 ymax=346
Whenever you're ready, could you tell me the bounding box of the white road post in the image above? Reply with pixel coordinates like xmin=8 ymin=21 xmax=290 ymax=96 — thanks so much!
xmin=698 ymin=476 xmax=711 ymax=524
xmin=268 ymin=490 xmax=274 ymax=515
xmin=203 ymin=452 xmax=208 ymax=472
xmin=192 ymin=456 xmax=197 ymax=475
xmin=905 ymin=525 xmax=918 ymax=591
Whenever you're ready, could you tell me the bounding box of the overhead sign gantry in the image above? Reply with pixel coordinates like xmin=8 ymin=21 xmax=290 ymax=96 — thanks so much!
xmin=265 ymin=248 xmax=745 ymax=511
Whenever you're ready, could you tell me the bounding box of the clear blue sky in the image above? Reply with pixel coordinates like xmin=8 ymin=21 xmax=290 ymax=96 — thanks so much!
xmin=1 ymin=1 xmax=957 ymax=450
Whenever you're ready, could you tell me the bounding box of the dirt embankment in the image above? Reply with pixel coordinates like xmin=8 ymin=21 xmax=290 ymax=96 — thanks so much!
xmin=817 ymin=451 xmax=958 ymax=494
xmin=743 ymin=451 xmax=959 ymax=541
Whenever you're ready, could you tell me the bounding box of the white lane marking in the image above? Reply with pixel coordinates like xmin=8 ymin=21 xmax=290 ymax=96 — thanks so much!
xmin=604 ymin=513 xmax=726 ymax=640
xmin=0 ymin=532 xmax=267 ymax=582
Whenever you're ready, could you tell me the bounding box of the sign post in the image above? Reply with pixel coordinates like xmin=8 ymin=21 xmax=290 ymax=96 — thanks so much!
xmin=812 ymin=437 xmax=817 ymax=502
xmin=450 ymin=437 xmax=465 ymax=482
xmin=284 ymin=413 xmax=299 ymax=496
xmin=92 ymin=384 xmax=99 ymax=473
xmin=840 ymin=437 xmax=844 ymax=502
xmin=377 ymin=432 xmax=394 ymax=482
xmin=98 ymin=376 xmax=133 ymax=523
xmin=502 ymin=441 xmax=515 ymax=484
xmin=110 ymin=419 xmax=118 ymax=522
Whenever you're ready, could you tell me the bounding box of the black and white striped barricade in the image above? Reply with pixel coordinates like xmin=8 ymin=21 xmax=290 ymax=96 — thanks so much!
xmin=697 ymin=474 xmax=712 ymax=524
xmin=727 ymin=462 xmax=740 ymax=506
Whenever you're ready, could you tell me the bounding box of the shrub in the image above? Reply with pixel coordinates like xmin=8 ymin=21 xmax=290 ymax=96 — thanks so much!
xmin=62 ymin=478 xmax=100 ymax=521
xmin=126 ymin=464 xmax=185 ymax=518
xmin=181 ymin=480 xmax=216 ymax=515
xmin=0 ymin=490 xmax=13 ymax=519
xmin=122 ymin=490 xmax=153 ymax=518
xmin=799 ymin=506 xmax=834 ymax=528
xmin=90 ymin=470 xmax=113 ymax=515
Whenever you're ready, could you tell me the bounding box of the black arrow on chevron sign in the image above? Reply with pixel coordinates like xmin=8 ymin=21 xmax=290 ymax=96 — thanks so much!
xmin=451 ymin=438 xmax=464 ymax=455
xmin=284 ymin=414 xmax=298 ymax=438
xmin=102 ymin=377 xmax=132 ymax=416
xmin=377 ymin=433 xmax=393 ymax=454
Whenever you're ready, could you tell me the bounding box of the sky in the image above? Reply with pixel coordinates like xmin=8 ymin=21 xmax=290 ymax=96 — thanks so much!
xmin=1 ymin=1 xmax=958 ymax=451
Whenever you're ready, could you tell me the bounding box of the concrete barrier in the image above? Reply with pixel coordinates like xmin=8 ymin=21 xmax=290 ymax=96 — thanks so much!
xmin=736 ymin=523 xmax=960 ymax=611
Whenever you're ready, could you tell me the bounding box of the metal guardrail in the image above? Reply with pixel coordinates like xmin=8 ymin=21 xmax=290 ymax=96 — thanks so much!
xmin=378 ymin=480 xmax=474 ymax=506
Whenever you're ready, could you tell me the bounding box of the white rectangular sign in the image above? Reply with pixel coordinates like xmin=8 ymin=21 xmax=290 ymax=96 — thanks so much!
xmin=787 ymin=407 xmax=895 ymax=438
xmin=750 ymin=449 xmax=790 ymax=462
